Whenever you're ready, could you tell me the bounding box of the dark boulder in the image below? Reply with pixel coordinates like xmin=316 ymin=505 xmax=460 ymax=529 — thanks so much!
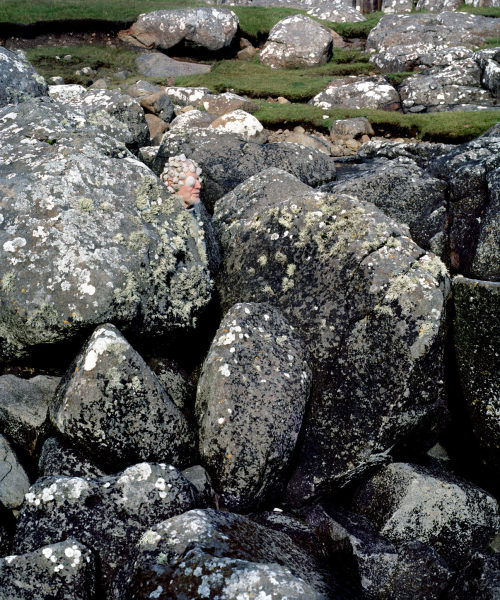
xmin=0 ymin=47 xmax=48 ymax=107
xmin=38 ymin=437 xmax=105 ymax=479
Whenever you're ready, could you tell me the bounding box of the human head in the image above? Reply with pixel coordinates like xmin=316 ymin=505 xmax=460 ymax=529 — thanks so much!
xmin=160 ymin=154 xmax=203 ymax=209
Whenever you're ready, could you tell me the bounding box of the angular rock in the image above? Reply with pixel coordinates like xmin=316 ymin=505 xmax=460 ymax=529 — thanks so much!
xmin=137 ymin=89 xmax=175 ymax=122
xmin=145 ymin=113 xmax=168 ymax=145
xmin=168 ymin=109 xmax=215 ymax=132
xmin=352 ymin=462 xmax=500 ymax=568
xmin=199 ymin=91 xmax=259 ymax=116
xmin=453 ymin=277 xmax=500 ymax=469
xmin=309 ymin=76 xmax=400 ymax=110
xmin=0 ymin=98 xmax=212 ymax=360
xmin=446 ymin=551 xmax=500 ymax=599
xmin=0 ymin=374 xmax=58 ymax=456
xmin=181 ymin=464 xmax=214 ymax=505
xmin=0 ymin=47 xmax=48 ymax=107
xmin=38 ymin=437 xmax=105 ymax=479
xmin=0 ymin=434 xmax=30 ymax=510
xmin=210 ymin=109 xmax=267 ymax=142
xmin=330 ymin=116 xmax=374 ymax=140
xmin=14 ymin=463 xmax=199 ymax=592
xmin=135 ymin=53 xmax=211 ymax=78
xmin=355 ymin=140 xmax=456 ymax=169
xmin=163 ymin=86 xmax=211 ymax=106
xmin=148 ymin=357 xmax=194 ymax=412
xmin=50 ymin=324 xmax=196 ymax=471
xmin=119 ymin=8 xmax=239 ymax=52
xmin=110 ymin=508 xmax=334 ymax=599
xmin=197 ymin=302 xmax=311 ymax=511
xmin=137 ymin=145 xmax=159 ymax=169
xmin=476 ymin=48 xmax=500 ymax=98
xmin=214 ymin=168 xmax=450 ymax=504
xmin=154 ymin=130 xmax=337 ymax=210
xmin=0 ymin=539 xmax=96 ymax=600
xmin=260 ymin=15 xmax=333 ymax=68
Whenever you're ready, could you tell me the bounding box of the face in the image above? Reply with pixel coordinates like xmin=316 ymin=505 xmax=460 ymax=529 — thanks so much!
xmin=174 ymin=171 xmax=201 ymax=209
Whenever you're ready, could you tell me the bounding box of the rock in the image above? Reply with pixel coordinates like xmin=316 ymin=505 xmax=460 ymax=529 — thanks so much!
xmin=309 ymin=76 xmax=400 ymax=111
xmin=355 ymin=139 xmax=456 ymax=169
xmin=196 ymin=302 xmax=311 ymax=511
xmin=48 ymin=85 xmax=149 ymax=151
xmin=168 ymin=109 xmax=216 ymax=131
xmin=145 ymin=113 xmax=168 ymax=145
xmin=181 ymin=464 xmax=214 ymax=505
xmin=330 ymin=116 xmax=374 ymax=139
xmin=14 ymin=463 xmax=199 ymax=593
xmin=200 ymin=91 xmax=259 ymax=116
xmin=163 ymin=86 xmax=211 ymax=106
xmin=371 ymin=44 xmax=475 ymax=74
xmin=476 ymin=48 xmax=500 ymax=98
xmin=282 ymin=130 xmax=333 ymax=154
xmin=0 ymin=47 xmax=48 ymax=107
xmin=427 ymin=131 xmax=500 ymax=279
xmin=213 ymin=168 xmax=450 ymax=504
xmin=307 ymin=4 xmax=366 ymax=22
xmin=137 ymin=90 xmax=175 ymax=122
xmin=260 ymin=15 xmax=333 ymax=69
xmin=48 ymin=76 xmax=65 ymax=85
xmin=110 ymin=508 xmax=334 ymax=599
xmin=137 ymin=145 xmax=159 ymax=169
xmin=119 ymin=8 xmax=239 ymax=51
xmin=352 ymin=462 xmax=500 ymax=568
xmin=237 ymin=45 xmax=257 ymax=60
xmin=89 ymin=78 xmax=108 ymax=89
xmin=0 ymin=374 xmax=59 ymax=456
xmin=0 ymin=98 xmax=212 ymax=360
xmin=453 ymin=277 xmax=500 ymax=469
xmin=0 ymin=503 xmax=14 ymax=555
xmin=38 ymin=437 xmax=105 ymax=479
xmin=416 ymin=0 xmax=462 ymax=10
xmin=210 ymin=109 xmax=268 ymax=143
xmin=154 ymin=129 xmax=337 ymax=210
xmin=148 ymin=357 xmax=194 ymax=412
xmin=446 ymin=551 xmax=500 ymax=599
xmin=0 ymin=435 xmax=30 ymax=510
xmin=382 ymin=0 xmax=413 ymax=13
xmin=323 ymin=157 xmax=448 ymax=255
xmin=50 ymin=324 xmax=196 ymax=471
xmin=135 ymin=52 xmax=211 ymax=78
xmin=0 ymin=539 xmax=96 ymax=600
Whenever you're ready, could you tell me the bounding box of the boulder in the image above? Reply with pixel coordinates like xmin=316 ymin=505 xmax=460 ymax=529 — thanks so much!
xmin=118 ymin=8 xmax=239 ymax=52
xmin=446 ymin=552 xmax=500 ymax=599
xmin=0 ymin=374 xmax=59 ymax=456
xmin=181 ymin=464 xmax=214 ymax=505
xmin=0 ymin=47 xmax=48 ymax=107
xmin=381 ymin=0 xmax=413 ymax=13
xmin=0 ymin=539 xmax=96 ymax=600
xmin=137 ymin=145 xmax=159 ymax=169
xmin=307 ymin=4 xmax=366 ymax=22
xmin=50 ymin=324 xmax=196 ymax=471
xmin=210 ymin=109 xmax=268 ymax=143
xmin=144 ymin=113 xmax=168 ymax=145
xmin=214 ymin=168 xmax=450 ymax=504
xmin=355 ymin=139 xmax=456 ymax=168
xmin=415 ymin=0 xmax=462 ymax=10
xmin=453 ymin=277 xmax=500 ymax=469
xmin=196 ymin=302 xmax=311 ymax=511
xmin=168 ymin=109 xmax=216 ymax=132
xmin=330 ymin=116 xmax=374 ymax=139
xmin=260 ymin=15 xmax=333 ymax=69
xmin=13 ymin=463 xmax=199 ymax=593
xmin=148 ymin=357 xmax=195 ymax=412
xmin=0 ymin=435 xmax=30 ymax=510
xmin=475 ymin=48 xmax=500 ymax=98
xmin=371 ymin=44 xmax=475 ymax=74
xmin=0 ymin=98 xmax=212 ymax=360
xmin=136 ymin=89 xmax=175 ymax=122
xmin=200 ymin=91 xmax=259 ymax=116
xmin=309 ymin=76 xmax=400 ymax=111
xmin=163 ymin=86 xmax=211 ymax=106
xmin=38 ymin=437 xmax=105 ymax=479
xmin=352 ymin=462 xmax=500 ymax=568
xmin=135 ymin=53 xmax=211 ymax=78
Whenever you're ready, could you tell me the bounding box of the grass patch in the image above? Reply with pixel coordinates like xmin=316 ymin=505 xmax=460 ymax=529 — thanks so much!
xmin=327 ymin=11 xmax=384 ymax=39
xmin=458 ymin=4 xmax=500 ymax=18
xmin=385 ymin=72 xmax=414 ymax=86
xmin=476 ymin=37 xmax=500 ymax=49
xmin=254 ymin=100 xmax=500 ymax=143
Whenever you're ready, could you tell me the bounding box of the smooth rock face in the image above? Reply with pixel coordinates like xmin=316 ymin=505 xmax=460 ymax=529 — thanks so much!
xmin=0 ymin=539 xmax=96 ymax=600
xmin=0 ymin=47 xmax=48 ymax=107
xmin=453 ymin=277 xmax=500 ymax=469
xmin=0 ymin=98 xmax=212 ymax=360
xmin=352 ymin=462 xmax=500 ymax=569
xmin=197 ymin=302 xmax=311 ymax=511
xmin=210 ymin=109 xmax=268 ymax=143
xmin=214 ymin=168 xmax=450 ymax=504
xmin=0 ymin=374 xmax=59 ymax=456
xmin=14 ymin=463 xmax=199 ymax=592
xmin=119 ymin=8 xmax=239 ymax=51
xmin=260 ymin=15 xmax=333 ymax=68
xmin=309 ymin=76 xmax=400 ymax=110
xmin=0 ymin=434 xmax=30 ymax=509
xmin=135 ymin=53 xmax=211 ymax=78
xmin=50 ymin=324 xmax=196 ymax=470
xmin=110 ymin=508 xmax=333 ymax=599
xmin=38 ymin=437 xmax=105 ymax=479
xmin=447 ymin=551 xmax=500 ymax=599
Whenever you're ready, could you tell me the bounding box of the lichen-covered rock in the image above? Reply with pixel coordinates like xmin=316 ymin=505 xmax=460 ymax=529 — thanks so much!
xmin=453 ymin=277 xmax=500 ymax=469
xmin=415 ymin=0 xmax=462 ymax=11
xmin=214 ymin=168 xmax=450 ymax=504
xmin=260 ymin=15 xmax=333 ymax=69
xmin=0 ymin=539 xmax=96 ymax=600
xmin=110 ymin=508 xmax=334 ymax=599
xmin=307 ymin=4 xmax=366 ymax=22
xmin=196 ymin=302 xmax=311 ymax=511
xmin=0 ymin=434 xmax=30 ymax=509
xmin=476 ymin=48 xmax=500 ymax=97
xmin=118 ymin=8 xmax=239 ymax=52
xmin=163 ymin=86 xmax=211 ymax=106
xmin=200 ymin=91 xmax=259 ymax=116
xmin=309 ymin=76 xmax=400 ymax=111
xmin=355 ymin=140 xmax=456 ymax=169
xmin=446 ymin=551 xmax=500 ymax=599
xmin=371 ymin=44 xmax=475 ymax=74
xmin=0 ymin=98 xmax=212 ymax=360
xmin=0 ymin=374 xmax=58 ymax=456
xmin=381 ymin=0 xmax=413 ymax=13
xmin=148 ymin=357 xmax=194 ymax=412
xmin=50 ymin=324 xmax=196 ymax=471
xmin=210 ymin=109 xmax=268 ymax=143
xmin=13 ymin=463 xmax=199 ymax=593
xmin=38 ymin=437 xmax=105 ymax=479
xmin=168 ymin=109 xmax=215 ymax=132
xmin=352 ymin=462 xmax=500 ymax=568
xmin=0 ymin=47 xmax=48 ymax=107
xmin=154 ymin=129 xmax=336 ymax=210
xmin=330 ymin=117 xmax=374 ymax=140
xmin=135 ymin=53 xmax=210 ymax=78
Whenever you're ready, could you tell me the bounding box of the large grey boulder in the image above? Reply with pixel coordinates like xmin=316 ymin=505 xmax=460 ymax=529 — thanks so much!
xmin=352 ymin=462 xmax=500 ymax=569
xmin=154 ymin=129 xmax=336 ymax=210
xmin=453 ymin=277 xmax=500 ymax=469
xmin=415 ymin=0 xmax=462 ymax=10
xmin=260 ymin=15 xmax=333 ymax=68
xmin=0 ymin=47 xmax=48 ymax=107
xmin=381 ymin=0 xmax=413 ymax=13
xmin=214 ymin=168 xmax=450 ymax=505
xmin=371 ymin=44 xmax=475 ymax=74
xmin=0 ymin=98 xmax=212 ymax=360
xmin=118 ymin=8 xmax=239 ymax=52
xmin=0 ymin=539 xmax=96 ymax=600
xmin=309 ymin=76 xmax=400 ymax=111
xmin=307 ymin=3 xmax=366 ymax=22
xmin=50 ymin=324 xmax=196 ymax=471
xmin=13 ymin=463 xmax=199 ymax=593
xmin=196 ymin=302 xmax=311 ymax=511
xmin=0 ymin=434 xmax=30 ymax=510
xmin=135 ymin=52 xmax=210 ymax=77
xmin=355 ymin=140 xmax=457 ymax=169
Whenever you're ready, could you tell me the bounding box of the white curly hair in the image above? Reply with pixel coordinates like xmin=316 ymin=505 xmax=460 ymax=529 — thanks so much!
xmin=160 ymin=154 xmax=203 ymax=194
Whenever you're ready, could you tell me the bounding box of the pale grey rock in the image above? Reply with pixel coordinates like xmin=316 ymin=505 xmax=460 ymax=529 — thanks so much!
xmin=210 ymin=109 xmax=267 ymax=142
xmin=0 ymin=434 xmax=30 ymax=510
xmin=381 ymin=0 xmax=413 ymax=13
xmin=415 ymin=0 xmax=462 ymax=10
xmin=135 ymin=53 xmax=211 ymax=77
xmin=330 ymin=116 xmax=374 ymax=139
xmin=200 ymin=91 xmax=259 ymax=115
xmin=168 ymin=109 xmax=215 ymax=132
xmin=309 ymin=76 xmax=400 ymax=111
xmin=163 ymin=86 xmax=211 ymax=106
xmin=307 ymin=4 xmax=366 ymax=22
xmin=0 ymin=47 xmax=48 ymax=107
